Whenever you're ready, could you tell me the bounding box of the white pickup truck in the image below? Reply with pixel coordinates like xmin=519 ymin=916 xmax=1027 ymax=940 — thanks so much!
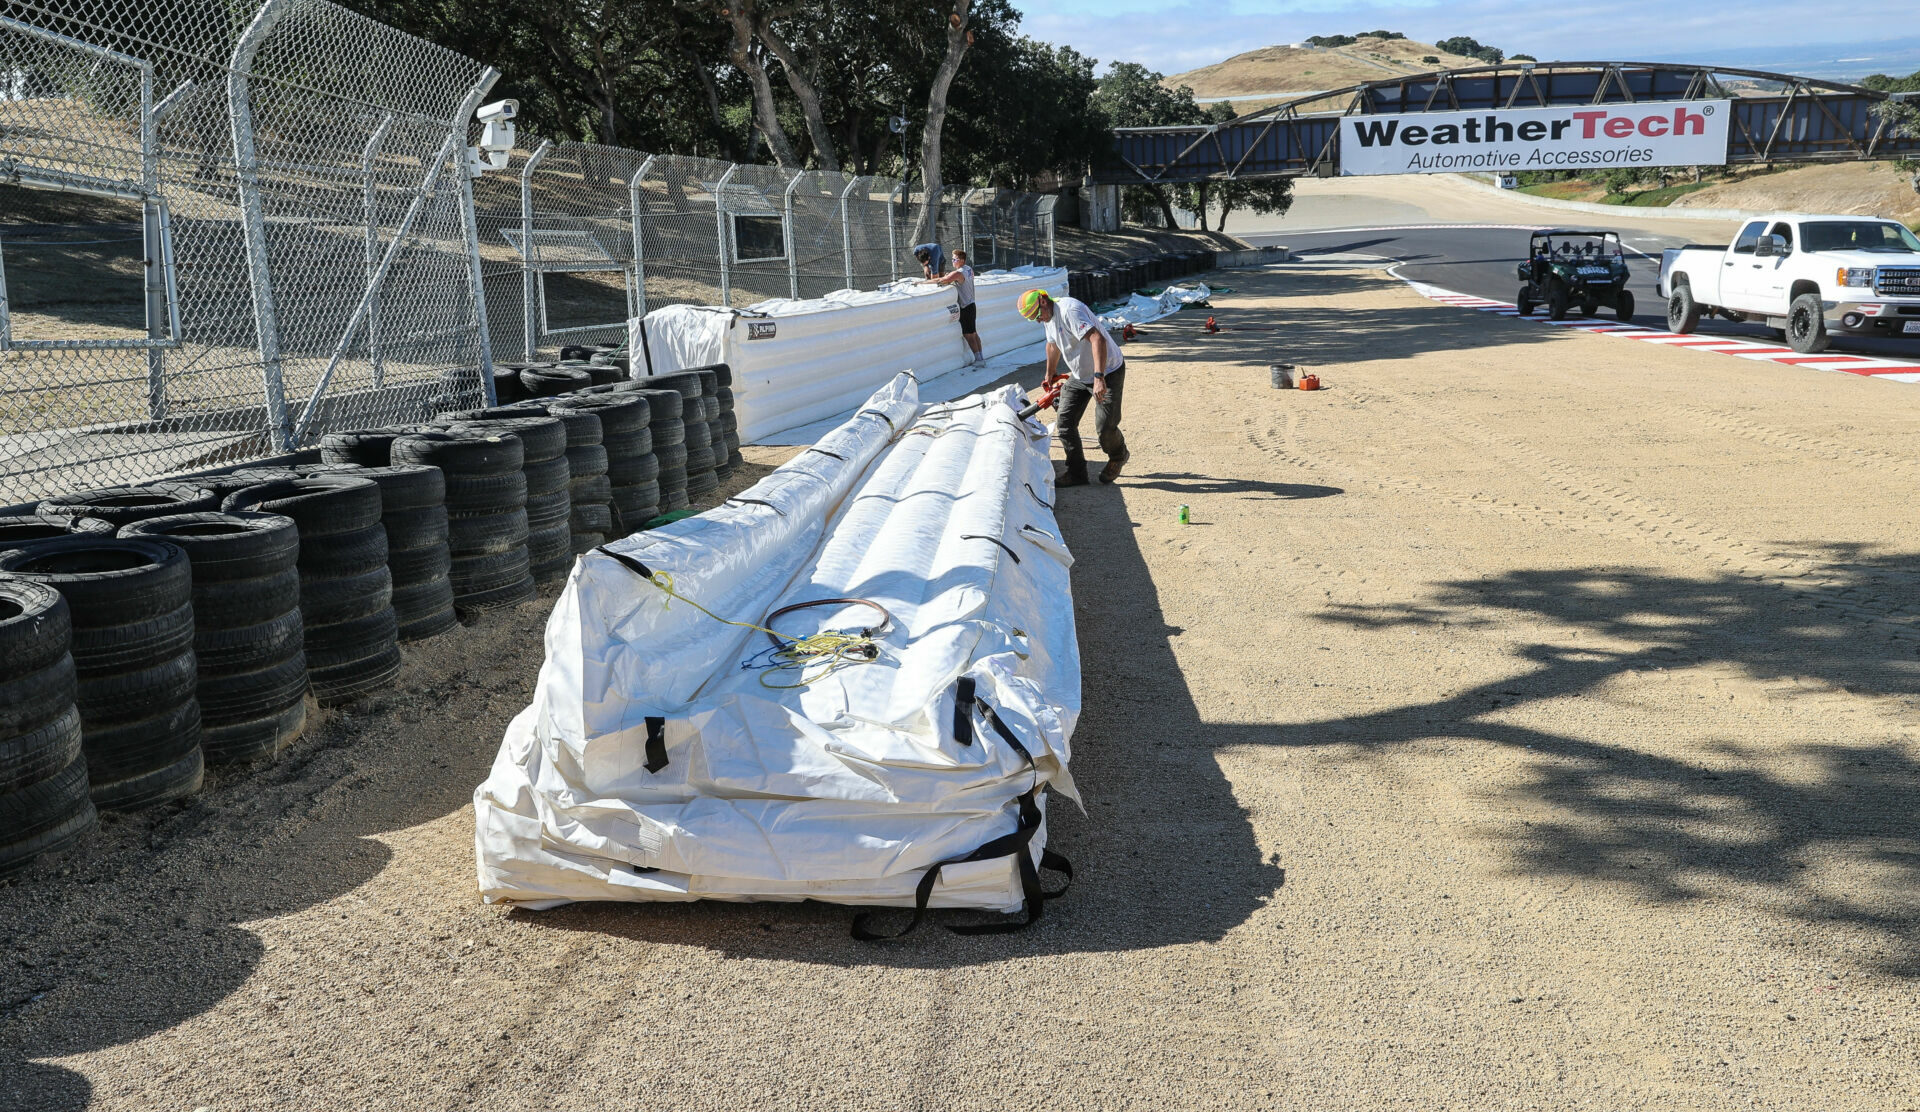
xmin=1657 ymin=214 xmax=1920 ymax=353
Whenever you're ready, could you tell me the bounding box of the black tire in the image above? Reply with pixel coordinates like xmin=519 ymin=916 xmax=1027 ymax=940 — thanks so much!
xmin=570 ymin=531 xmax=607 ymax=554
xmin=609 ymin=452 xmax=660 ymax=485
xmin=0 ymin=706 xmax=82 ymax=794
xmin=1667 ymin=284 xmax=1701 ymax=334
xmin=602 ymin=426 xmax=654 ymax=460
xmin=120 ymin=511 xmax=298 ymax=581
xmin=662 ymin=488 xmax=691 ymax=511
xmin=0 ymin=578 xmax=71 ymax=681
xmin=1787 ymin=292 xmax=1830 ymax=354
xmin=727 ymin=449 xmax=743 ymax=471
xmin=445 ymin=416 xmax=564 ymax=462
xmin=718 ymin=410 xmax=738 ymax=435
xmin=297 ymin=524 xmax=388 ymax=577
xmin=570 ymin=502 xmax=614 ymax=535
xmin=541 ymin=408 xmax=603 ymax=447
xmin=197 ymin=652 xmax=308 ymax=724
xmin=196 ymin=468 xmax=307 ymax=498
xmin=683 ymin=420 xmax=713 ymax=451
xmin=716 ymin=385 xmax=734 ymax=410
xmin=68 ymin=602 xmax=193 ymax=673
xmin=191 ymin=567 xmax=301 ymax=628
xmin=1515 ymin=287 xmax=1534 ymax=316
xmin=299 ymin=566 xmax=393 ymax=626
xmin=396 ymin=602 xmax=459 ymax=643
xmin=0 ymin=537 xmax=190 ymax=629
xmin=383 ymin=505 xmax=450 ymax=551
xmin=0 ymin=655 xmax=76 ymax=742
xmin=391 ymin=577 xmax=455 ymax=621
xmin=201 ymin=699 xmax=305 ymax=766
xmin=565 ymin=444 xmax=609 ymax=480
xmin=694 ymin=396 xmax=720 ymax=421
xmin=393 ymin=430 xmax=523 ymax=476
xmin=309 ymin=642 xmax=402 ymax=707
xmin=451 ymin=564 xmax=536 ymax=610
xmin=388 ymin=544 xmax=453 ymax=584
xmin=521 ymin=365 xmax=592 ymax=397
xmin=709 ymin=364 xmax=732 ymax=389
xmin=526 ymin=489 xmax=572 ymax=531
xmin=76 ymin=650 xmax=198 ymax=726
xmin=194 ymin=608 xmax=304 ymax=673
xmin=1614 ymin=288 xmax=1635 ymax=324
xmin=523 ymin=455 xmax=571 ymax=497
xmin=552 ymin=394 xmax=650 ymax=431
xmin=612 ymin=481 xmax=661 ymax=513
xmin=629 ymin=388 xmax=684 ymax=421
xmin=80 ymin=688 xmax=197 ymax=781
xmin=319 ymin=426 xmax=423 ymax=467
xmin=493 ymin=366 xmax=531 ymax=404
xmin=92 ymin=745 xmax=201 ymax=811
xmin=451 ymin=548 xmax=533 ymax=596
xmin=1578 ymin=299 xmax=1596 ymax=318
xmin=298 ymin=463 xmax=445 ymax=512
xmin=570 ymin=473 xmax=613 ymax=503
xmin=0 ymin=757 xmax=95 ymax=874
xmin=684 ymin=445 xmax=717 ymax=474
xmin=0 ymin=514 xmax=113 ymax=548
xmin=38 ymin=483 xmax=218 ymax=528
xmin=447 ymin=509 xmax=530 ymax=557
xmin=1547 ymin=280 xmax=1571 ymax=321
xmin=444 ymin=471 xmax=528 ymax=514
xmin=655 ymin=443 xmax=688 ymax=479
xmin=648 ymin=420 xmax=685 ymax=448
xmin=222 ymin=476 xmax=382 ymax=538
xmin=648 ymin=371 xmax=705 ymax=399
xmin=303 ymin=608 xmax=398 ymax=665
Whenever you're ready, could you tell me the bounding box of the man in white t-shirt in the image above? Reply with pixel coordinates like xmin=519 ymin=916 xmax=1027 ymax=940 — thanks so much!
xmin=1017 ymin=288 xmax=1129 ymax=486
xmin=927 ymin=248 xmax=982 ymax=364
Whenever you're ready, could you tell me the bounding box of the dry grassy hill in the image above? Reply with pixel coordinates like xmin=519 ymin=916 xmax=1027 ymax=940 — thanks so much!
xmin=1169 ymin=35 xmax=1504 ymax=113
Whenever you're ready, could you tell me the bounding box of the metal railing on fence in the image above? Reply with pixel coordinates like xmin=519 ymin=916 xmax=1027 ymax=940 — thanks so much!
xmin=0 ymin=0 xmax=1060 ymax=501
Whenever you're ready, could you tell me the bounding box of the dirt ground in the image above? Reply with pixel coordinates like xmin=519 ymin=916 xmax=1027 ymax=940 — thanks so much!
xmin=6 ymin=262 xmax=1920 ymax=1110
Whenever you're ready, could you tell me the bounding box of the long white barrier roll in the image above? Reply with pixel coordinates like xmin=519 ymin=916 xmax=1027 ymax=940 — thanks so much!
xmin=474 ymin=374 xmax=1080 ymax=922
xmin=634 ymin=266 xmax=1066 ymax=444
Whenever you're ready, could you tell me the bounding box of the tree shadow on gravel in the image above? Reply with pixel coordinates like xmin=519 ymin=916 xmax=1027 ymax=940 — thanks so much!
xmin=1305 ymin=557 xmax=1920 ymax=975
xmin=1124 ymin=472 xmax=1342 ymax=500
xmin=512 ymin=477 xmax=1290 ymax=966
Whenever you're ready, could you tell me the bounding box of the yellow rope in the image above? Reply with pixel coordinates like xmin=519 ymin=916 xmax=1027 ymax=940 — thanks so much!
xmin=642 ymin=570 xmax=880 ymax=689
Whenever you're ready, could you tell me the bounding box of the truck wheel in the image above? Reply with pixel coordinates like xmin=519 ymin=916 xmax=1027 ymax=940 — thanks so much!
xmin=1547 ymin=281 xmax=1571 ymax=321
xmin=1787 ymin=293 xmax=1830 ymax=354
xmin=1578 ymin=299 xmax=1596 ymax=317
xmin=1515 ymin=287 xmax=1534 ymax=316
xmin=1615 ymin=289 xmax=1635 ymax=324
xmin=1666 ymin=286 xmax=1700 ymax=334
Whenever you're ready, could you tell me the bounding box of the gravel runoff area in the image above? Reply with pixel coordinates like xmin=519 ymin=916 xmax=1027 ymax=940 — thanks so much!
xmin=6 ymin=262 xmax=1920 ymax=1110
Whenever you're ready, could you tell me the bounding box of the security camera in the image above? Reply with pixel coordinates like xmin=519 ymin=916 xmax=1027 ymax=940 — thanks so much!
xmin=467 ymin=99 xmax=519 ymax=175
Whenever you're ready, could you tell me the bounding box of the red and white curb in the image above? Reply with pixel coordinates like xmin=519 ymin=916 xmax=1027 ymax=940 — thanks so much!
xmin=1399 ymin=276 xmax=1920 ymax=383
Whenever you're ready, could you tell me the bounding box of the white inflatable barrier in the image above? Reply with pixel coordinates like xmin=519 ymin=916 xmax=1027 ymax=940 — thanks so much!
xmin=634 ymin=266 xmax=1067 ymax=445
xmin=1098 ymin=282 xmax=1213 ymax=332
xmin=475 ymin=375 xmax=1080 ymax=936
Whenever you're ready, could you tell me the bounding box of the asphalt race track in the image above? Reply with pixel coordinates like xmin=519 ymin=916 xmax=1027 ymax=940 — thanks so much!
xmin=1244 ymin=222 xmax=1920 ymax=361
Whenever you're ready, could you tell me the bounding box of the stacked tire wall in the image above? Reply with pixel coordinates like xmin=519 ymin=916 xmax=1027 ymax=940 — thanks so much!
xmin=0 ymin=580 xmax=96 ymax=873
xmin=394 ymin=430 xmax=535 ymax=610
xmin=0 ymin=538 xmax=204 ymax=810
xmin=1064 ymin=251 xmax=1212 ymax=305
xmin=648 ymin=372 xmax=715 ymax=504
xmin=225 ymin=477 xmax=400 ymax=706
xmin=554 ymin=393 xmax=657 ymax=535
xmin=438 ymin=415 xmax=572 ymax=583
xmin=122 ymin=513 xmax=308 ymax=764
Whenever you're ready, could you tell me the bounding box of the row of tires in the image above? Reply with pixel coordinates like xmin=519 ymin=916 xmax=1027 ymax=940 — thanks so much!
xmin=1066 ymin=251 xmax=1214 ymax=305
xmin=0 ymin=361 xmax=743 ymax=877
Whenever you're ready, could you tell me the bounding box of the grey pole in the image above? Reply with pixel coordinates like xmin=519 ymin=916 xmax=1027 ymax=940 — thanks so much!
xmin=628 ymin=155 xmax=655 ymax=319
xmin=519 ymin=140 xmax=552 ymax=360
xmin=715 ymin=163 xmax=739 ymax=306
xmin=838 ymin=176 xmax=859 ymax=290
xmin=360 ymin=114 xmax=396 ymax=390
xmin=783 ymin=172 xmax=802 ymax=300
xmin=457 ymin=74 xmax=502 ymax=406
xmin=228 ymin=0 xmax=300 ymax=450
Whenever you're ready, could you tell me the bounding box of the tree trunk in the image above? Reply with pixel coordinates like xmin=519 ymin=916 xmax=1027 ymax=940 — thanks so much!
xmin=913 ymin=0 xmax=972 ymax=245
xmin=724 ymin=2 xmax=799 ymax=169
xmin=681 ymin=46 xmax=738 ymax=161
xmin=1216 ymin=188 xmax=1237 ymax=232
xmin=757 ymin=18 xmax=841 ymax=171
xmin=1152 ymin=185 xmax=1178 ymax=230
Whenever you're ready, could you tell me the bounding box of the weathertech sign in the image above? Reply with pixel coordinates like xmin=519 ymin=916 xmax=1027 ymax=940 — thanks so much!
xmin=1339 ymin=100 xmax=1730 ymax=176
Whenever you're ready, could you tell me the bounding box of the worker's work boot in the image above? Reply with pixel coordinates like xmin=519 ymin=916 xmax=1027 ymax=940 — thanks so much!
xmin=1098 ymin=459 xmax=1125 ymax=484
xmin=1057 ymin=471 xmax=1091 ymax=488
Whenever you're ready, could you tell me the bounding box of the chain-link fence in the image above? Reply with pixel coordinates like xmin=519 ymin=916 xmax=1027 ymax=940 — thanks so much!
xmin=0 ymin=0 xmax=1060 ymax=498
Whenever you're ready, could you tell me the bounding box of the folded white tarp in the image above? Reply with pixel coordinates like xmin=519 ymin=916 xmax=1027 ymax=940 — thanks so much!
xmin=1098 ymin=282 xmax=1213 ymax=331
xmin=475 ymin=375 xmax=1080 ymax=932
xmin=635 ymin=266 xmax=1067 ymax=445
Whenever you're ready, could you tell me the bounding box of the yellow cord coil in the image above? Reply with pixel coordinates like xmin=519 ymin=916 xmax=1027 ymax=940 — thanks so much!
xmin=643 ymin=570 xmax=882 ymax=689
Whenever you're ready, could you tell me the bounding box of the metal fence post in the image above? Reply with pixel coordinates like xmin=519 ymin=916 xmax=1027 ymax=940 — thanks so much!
xmin=715 ymin=163 xmax=738 ymax=306
xmin=886 ymin=182 xmax=900 ymax=282
xmin=783 ymin=173 xmax=801 ymax=300
xmin=628 ymin=155 xmax=655 ymax=319
xmin=458 ymin=90 xmax=501 ymax=405
xmin=136 ymin=60 xmax=167 ymax=421
xmin=360 ymin=114 xmax=395 ymax=389
xmin=519 ymin=140 xmax=552 ymax=360
xmin=838 ymin=176 xmax=858 ymax=290
xmin=228 ymin=0 xmax=299 ymax=450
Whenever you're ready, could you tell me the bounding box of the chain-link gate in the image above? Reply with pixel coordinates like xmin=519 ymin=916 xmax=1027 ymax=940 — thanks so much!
xmin=0 ymin=0 xmax=497 ymax=503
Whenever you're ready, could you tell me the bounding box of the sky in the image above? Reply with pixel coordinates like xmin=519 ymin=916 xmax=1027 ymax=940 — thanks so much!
xmin=1009 ymin=0 xmax=1920 ymax=85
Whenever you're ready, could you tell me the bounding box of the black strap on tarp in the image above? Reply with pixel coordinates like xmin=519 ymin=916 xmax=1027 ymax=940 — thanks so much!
xmin=806 ymin=447 xmax=846 ymax=461
xmin=953 ymin=676 xmax=977 ymax=747
xmin=643 ymin=717 xmax=668 ymax=773
xmin=725 ymin=496 xmax=785 ymax=516
xmin=1024 ymin=482 xmax=1052 ymax=510
xmin=850 ymin=789 xmax=1072 ymax=941
xmin=959 ymin=534 xmax=1021 ymax=564
xmin=857 ymin=408 xmax=897 ymax=433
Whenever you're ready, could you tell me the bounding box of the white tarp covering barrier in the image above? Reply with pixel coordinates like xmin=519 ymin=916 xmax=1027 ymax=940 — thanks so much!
xmin=635 ymin=267 xmax=1068 ymax=445
xmin=1098 ymin=282 xmax=1212 ymax=332
xmin=475 ymin=375 xmax=1080 ymax=934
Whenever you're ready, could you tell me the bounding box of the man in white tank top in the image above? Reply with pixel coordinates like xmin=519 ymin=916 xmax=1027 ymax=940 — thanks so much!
xmin=927 ymin=248 xmax=983 ymax=364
